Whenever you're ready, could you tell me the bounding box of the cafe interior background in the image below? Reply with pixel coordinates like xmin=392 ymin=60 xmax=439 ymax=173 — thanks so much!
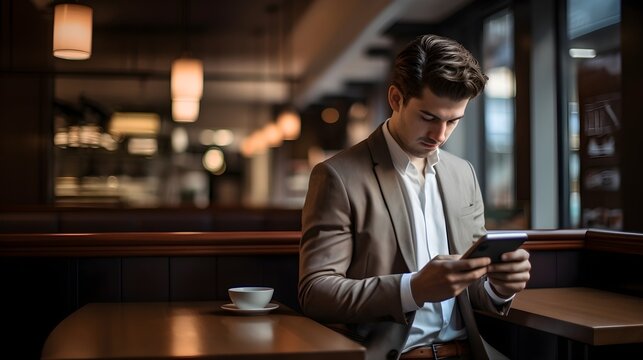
xmin=2 ymin=1 xmax=643 ymax=359
xmin=1 ymin=0 xmax=642 ymax=231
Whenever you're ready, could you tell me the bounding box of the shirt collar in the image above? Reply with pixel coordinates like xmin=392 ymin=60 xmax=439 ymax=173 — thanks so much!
xmin=382 ymin=119 xmax=440 ymax=174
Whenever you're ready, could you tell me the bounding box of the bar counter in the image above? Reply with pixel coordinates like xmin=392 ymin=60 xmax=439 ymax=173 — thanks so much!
xmin=482 ymin=287 xmax=643 ymax=345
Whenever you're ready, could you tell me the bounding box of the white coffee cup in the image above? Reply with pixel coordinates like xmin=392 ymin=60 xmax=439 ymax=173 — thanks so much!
xmin=228 ymin=287 xmax=274 ymax=310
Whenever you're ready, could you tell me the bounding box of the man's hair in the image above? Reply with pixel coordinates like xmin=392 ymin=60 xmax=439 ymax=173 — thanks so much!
xmin=392 ymin=34 xmax=487 ymax=103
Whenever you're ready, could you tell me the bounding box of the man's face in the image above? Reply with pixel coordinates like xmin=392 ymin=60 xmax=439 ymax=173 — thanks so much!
xmin=388 ymin=86 xmax=469 ymax=158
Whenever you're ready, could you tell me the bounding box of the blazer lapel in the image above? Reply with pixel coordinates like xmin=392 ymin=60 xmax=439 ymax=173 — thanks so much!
xmin=367 ymin=126 xmax=417 ymax=272
xmin=435 ymin=160 xmax=469 ymax=255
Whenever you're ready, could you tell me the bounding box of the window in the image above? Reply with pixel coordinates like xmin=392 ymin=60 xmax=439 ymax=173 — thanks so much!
xmin=482 ymin=10 xmax=518 ymax=228
xmin=564 ymin=0 xmax=621 ymax=229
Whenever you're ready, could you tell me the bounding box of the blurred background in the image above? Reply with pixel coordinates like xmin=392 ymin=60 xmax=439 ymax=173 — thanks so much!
xmin=2 ymin=0 xmax=641 ymax=231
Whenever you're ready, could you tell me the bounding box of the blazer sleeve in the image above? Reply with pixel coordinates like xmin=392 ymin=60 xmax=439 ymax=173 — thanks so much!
xmin=462 ymin=161 xmax=512 ymax=315
xmin=298 ymin=162 xmax=407 ymax=324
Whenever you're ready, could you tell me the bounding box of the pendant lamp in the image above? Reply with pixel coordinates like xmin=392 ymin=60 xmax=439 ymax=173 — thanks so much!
xmin=171 ymin=58 xmax=204 ymax=101
xmin=172 ymin=98 xmax=200 ymax=123
xmin=277 ymin=107 xmax=301 ymax=140
xmin=276 ymin=1 xmax=300 ymax=140
xmin=53 ymin=3 xmax=93 ymax=60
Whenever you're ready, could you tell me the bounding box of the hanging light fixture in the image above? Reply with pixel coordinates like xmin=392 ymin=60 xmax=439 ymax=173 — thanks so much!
xmin=171 ymin=0 xmax=203 ymax=123
xmin=171 ymin=58 xmax=204 ymax=101
xmin=172 ymin=98 xmax=200 ymax=123
xmin=277 ymin=107 xmax=301 ymax=140
xmin=171 ymin=57 xmax=203 ymax=123
xmin=53 ymin=3 xmax=93 ymax=60
xmin=276 ymin=0 xmax=300 ymax=140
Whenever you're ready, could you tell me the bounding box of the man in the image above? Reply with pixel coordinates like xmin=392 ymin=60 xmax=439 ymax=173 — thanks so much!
xmin=298 ymin=34 xmax=531 ymax=360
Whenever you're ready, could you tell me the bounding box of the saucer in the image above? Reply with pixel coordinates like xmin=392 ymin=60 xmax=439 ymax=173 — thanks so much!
xmin=221 ymin=303 xmax=279 ymax=315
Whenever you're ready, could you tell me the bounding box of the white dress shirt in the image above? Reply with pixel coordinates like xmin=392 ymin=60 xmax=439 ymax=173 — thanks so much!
xmin=382 ymin=120 xmax=510 ymax=352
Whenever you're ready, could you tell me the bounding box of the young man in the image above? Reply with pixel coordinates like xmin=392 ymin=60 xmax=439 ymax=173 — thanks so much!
xmin=298 ymin=35 xmax=531 ymax=360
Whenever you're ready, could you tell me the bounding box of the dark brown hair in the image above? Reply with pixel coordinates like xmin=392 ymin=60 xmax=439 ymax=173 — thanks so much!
xmin=392 ymin=34 xmax=487 ymax=103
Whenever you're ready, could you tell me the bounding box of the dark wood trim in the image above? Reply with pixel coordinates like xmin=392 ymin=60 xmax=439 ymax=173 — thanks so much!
xmin=519 ymin=229 xmax=586 ymax=250
xmin=523 ymin=240 xmax=584 ymax=251
xmin=586 ymin=229 xmax=643 ymax=255
xmin=0 ymin=231 xmax=301 ymax=257
xmin=1 ymin=229 xmax=641 ymax=257
xmin=520 ymin=229 xmax=587 ymax=240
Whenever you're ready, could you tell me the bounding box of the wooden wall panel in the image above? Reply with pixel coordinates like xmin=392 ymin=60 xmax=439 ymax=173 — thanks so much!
xmin=525 ymin=252 xmax=558 ymax=288
xmin=169 ymin=257 xmax=217 ymax=301
xmin=555 ymin=251 xmax=582 ymax=287
xmin=122 ymin=257 xmax=169 ymax=302
xmin=78 ymin=258 xmax=121 ymax=306
xmin=262 ymin=254 xmax=300 ymax=311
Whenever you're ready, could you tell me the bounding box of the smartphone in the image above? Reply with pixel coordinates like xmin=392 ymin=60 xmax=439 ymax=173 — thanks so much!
xmin=461 ymin=232 xmax=528 ymax=263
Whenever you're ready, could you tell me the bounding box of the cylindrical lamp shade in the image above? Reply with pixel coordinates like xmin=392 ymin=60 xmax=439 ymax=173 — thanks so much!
xmin=277 ymin=109 xmax=301 ymax=140
xmin=171 ymin=58 xmax=204 ymax=100
xmin=173 ymin=99 xmax=200 ymax=122
xmin=53 ymin=4 xmax=93 ymax=60
xmin=263 ymin=123 xmax=283 ymax=147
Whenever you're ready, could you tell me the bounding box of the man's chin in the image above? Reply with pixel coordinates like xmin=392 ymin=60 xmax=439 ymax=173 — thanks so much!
xmin=418 ymin=148 xmax=438 ymax=157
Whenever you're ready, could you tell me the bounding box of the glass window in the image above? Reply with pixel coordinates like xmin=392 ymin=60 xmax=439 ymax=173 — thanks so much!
xmin=564 ymin=0 xmax=621 ymax=229
xmin=482 ymin=10 xmax=517 ymax=228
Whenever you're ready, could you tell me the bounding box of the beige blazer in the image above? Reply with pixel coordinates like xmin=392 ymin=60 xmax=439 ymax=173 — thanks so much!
xmin=299 ymin=125 xmax=510 ymax=360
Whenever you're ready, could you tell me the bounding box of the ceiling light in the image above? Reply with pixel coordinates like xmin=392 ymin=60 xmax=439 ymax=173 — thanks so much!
xmin=321 ymin=107 xmax=340 ymax=124
xmin=213 ymin=129 xmax=234 ymax=147
xmin=202 ymin=148 xmax=226 ymax=174
xmin=349 ymin=102 xmax=369 ymax=120
xmin=249 ymin=131 xmax=268 ymax=155
xmin=569 ymin=48 xmax=597 ymax=59
xmin=128 ymin=138 xmax=157 ymax=156
xmin=484 ymin=66 xmax=516 ymax=99
xmin=53 ymin=3 xmax=93 ymax=60
xmin=172 ymin=99 xmax=200 ymax=123
xmin=263 ymin=123 xmax=283 ymax=147
xmin=171 ymin=58 xmax=204 ymax=100
xmin=109 ymin=112 xmax=160 ymax=136
xmin=172 ymin=127 xmax=189 ymax=153
xmin=240 ymin=137 xmax=255 ymax=158
xmin=277 ymin=108 xmax=301 ymax=140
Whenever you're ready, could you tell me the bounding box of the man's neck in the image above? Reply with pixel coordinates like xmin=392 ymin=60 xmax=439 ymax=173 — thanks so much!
xmin=410 ymin=156 xmax=426 ymax=174
xmin=386 ymin=120 xmax=427 ymax=173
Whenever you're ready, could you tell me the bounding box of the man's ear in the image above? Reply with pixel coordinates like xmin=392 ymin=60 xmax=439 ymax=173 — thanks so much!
xmin=388 ymin=85 xmax=404 ymax=113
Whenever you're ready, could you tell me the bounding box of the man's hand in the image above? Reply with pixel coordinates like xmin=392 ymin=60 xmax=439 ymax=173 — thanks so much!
xmin=486 ymin=249 xmax=531 ymax=298
xmin=410 ymin=255 xmax=490 ymax=306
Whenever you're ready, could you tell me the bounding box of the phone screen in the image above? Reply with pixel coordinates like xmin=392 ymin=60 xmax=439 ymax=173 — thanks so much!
xmin=461 ymin=232 xmax=528 ymax=263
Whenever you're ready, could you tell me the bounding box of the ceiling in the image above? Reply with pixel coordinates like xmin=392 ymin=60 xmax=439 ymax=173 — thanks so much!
xmin=44 ymin=0 xmax=472 ymax=135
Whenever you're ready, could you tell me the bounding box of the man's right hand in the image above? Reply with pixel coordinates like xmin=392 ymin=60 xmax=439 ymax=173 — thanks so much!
xmin=410 ymin=255 xmax=490 ymax=306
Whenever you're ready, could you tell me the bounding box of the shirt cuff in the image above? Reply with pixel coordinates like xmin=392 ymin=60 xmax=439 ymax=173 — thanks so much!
xmin=401 ymin=272 xmax=422 ymax=313
xmin=484 ymin=278 xmax=515 ymax=305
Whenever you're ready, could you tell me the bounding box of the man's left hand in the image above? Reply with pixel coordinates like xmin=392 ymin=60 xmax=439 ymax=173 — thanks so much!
xmin=486 ymin=249 xmax=531 ymax=298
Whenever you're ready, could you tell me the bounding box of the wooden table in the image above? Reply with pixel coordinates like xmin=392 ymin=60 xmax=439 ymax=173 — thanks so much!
xmin=485 ymin=287 xmax=643 ymax=345
xmin=41 ymin=302 xmax=365 ymax=360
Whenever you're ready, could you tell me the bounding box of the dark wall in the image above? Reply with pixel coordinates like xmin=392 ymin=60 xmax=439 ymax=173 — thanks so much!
xmin=621 ymin=0 xmax=643 ymax=232
xmin=0 ymin=254 xmax=300 ymax=359
xmin=0 ymin=0 xmax=54 ymax=205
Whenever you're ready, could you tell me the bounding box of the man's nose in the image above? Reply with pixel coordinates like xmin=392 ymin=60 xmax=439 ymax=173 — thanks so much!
xmin=429 ymin=121 xmax=448 ymax=143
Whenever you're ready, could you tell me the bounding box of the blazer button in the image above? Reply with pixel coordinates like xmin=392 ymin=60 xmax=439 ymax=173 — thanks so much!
xmin=386 ymin=349 xmax=399 ymax=360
